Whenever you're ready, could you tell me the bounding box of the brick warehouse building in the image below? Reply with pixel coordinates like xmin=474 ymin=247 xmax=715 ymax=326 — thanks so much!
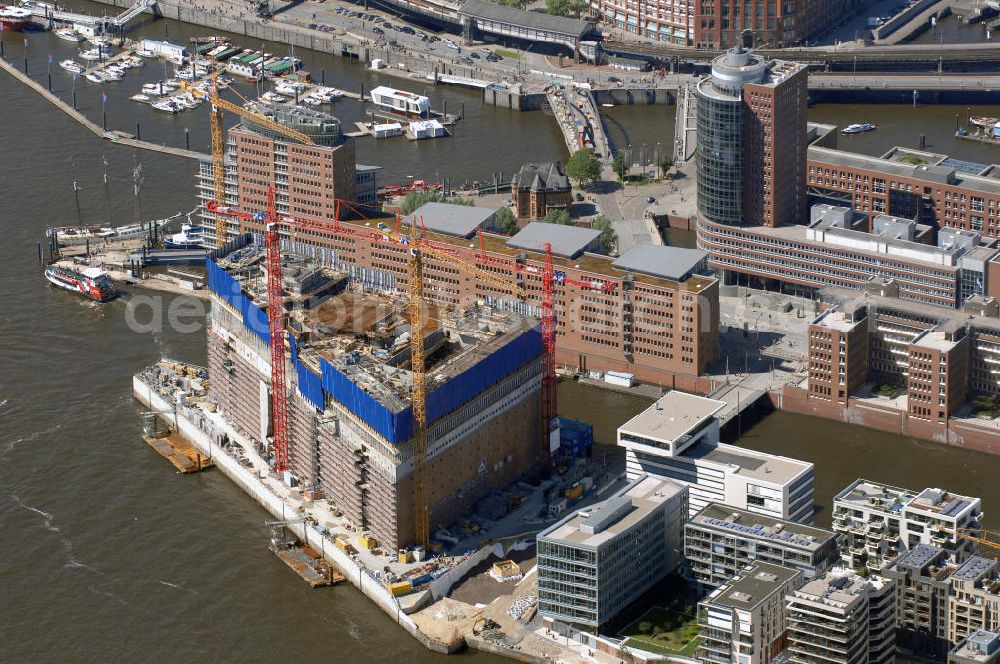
xmin=782 ymin=287 xmax=1000 ymax=454
xmin=232 ymin=215 xmax=719 ymax=390
xmin=590 ymin=0 xmax=856 ymax=47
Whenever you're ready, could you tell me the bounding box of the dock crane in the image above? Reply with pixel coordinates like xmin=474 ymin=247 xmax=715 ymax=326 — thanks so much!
xmin=185 ymin=77 xmax=314 ymax=247
xmin=959 ymin=528 xmax=1000 ymax=557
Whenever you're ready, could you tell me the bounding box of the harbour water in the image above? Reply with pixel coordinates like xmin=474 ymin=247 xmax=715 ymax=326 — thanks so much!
xmin=5 ymin=5 xmax=1000 ymax=662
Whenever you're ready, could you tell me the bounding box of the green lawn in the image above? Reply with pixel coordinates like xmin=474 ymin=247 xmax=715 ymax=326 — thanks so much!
xmin=494 ymin=48 xmax=521 ymax=60
xmin=619 ymin=606 xmax=701 ymax=657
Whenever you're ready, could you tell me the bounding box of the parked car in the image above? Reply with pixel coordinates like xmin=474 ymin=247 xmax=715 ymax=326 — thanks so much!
xmin=372 ymin=26 xmax=384 ymax=35
xmin=470 ymin=52 xmax=480 ymax=59
xmin=646 ymin=196 xmax=655 ymax=204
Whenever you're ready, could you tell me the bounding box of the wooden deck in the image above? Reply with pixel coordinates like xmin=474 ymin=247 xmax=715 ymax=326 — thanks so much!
xmin=275 ymin=544 xmax=346 ymax=588
xmin=143 ymin=432 xmax=214 ymax=473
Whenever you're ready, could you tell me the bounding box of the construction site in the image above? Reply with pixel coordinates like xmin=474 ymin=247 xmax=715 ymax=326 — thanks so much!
xmin=205 ymin=235 xmax=547 ymax=549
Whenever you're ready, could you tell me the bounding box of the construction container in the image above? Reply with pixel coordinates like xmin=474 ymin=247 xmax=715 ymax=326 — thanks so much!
xmin=335 ymin=536 xmax=356 ymax=555
xmin=398 ymin=549 xmax=413 ymax=564
xmin=565 ymin=483 xmax=584 ymax=500
xmin=358 ymin=534 xmax=377 ymax=549
xmin=604 ymin=371 xmax=634 ymax=387
xmin=387 ymin=580 xmax=413 ymax=596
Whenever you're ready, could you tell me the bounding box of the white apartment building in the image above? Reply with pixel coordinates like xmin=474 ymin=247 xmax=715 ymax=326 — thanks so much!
xmin=833 ymin=479 xmax=984 ymax=572
xmin=618 ymin=391 xmax=815 ymax=523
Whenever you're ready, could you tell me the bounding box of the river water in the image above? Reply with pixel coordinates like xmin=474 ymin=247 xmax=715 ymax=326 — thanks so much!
xmin=3 ymin=5 xmax=1000 ymax=662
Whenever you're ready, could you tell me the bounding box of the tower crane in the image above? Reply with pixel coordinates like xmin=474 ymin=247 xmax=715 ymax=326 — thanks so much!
xmin=185 ymin=78 xmax=314 ymax=247
xmin=207 ymin=199 xmax=585 ymax=548
xmin=958 ymin=528 xmax=1000 ymax=558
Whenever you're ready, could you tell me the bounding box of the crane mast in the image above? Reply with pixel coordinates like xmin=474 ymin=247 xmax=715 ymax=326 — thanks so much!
xmin=263 ymin=188 xmax=290 ymax=474
xmin=408 ymin=221 xmax=430 ymax=549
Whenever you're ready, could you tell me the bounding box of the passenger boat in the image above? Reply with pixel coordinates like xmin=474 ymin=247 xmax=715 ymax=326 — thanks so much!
xmin=163 ymin=223 xmax=205 ymax=249
xmin=0 ymin=5 xmax=32 ymax=31
xmin=47 ymin=218 xmax=172 ymax=247
xmin=970 ymin=116 xmax=1000 ymax=129
xmin=44 ymin=262 xmax=117 ymax=302
xmin=842 ymin=123 xmax=877 ymax=134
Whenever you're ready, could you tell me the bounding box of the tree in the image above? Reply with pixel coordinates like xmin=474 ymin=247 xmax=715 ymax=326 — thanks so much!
xmin=496 ymin=0 xmax=527 ymax=7
xmin=545 ymin=0 xmax=571 ymax=16
xmin=543 ymin=209 xmax=571 ymax=225
xmin=659 ymin=155 xmax=674 ymax=179
xmin=400 ymin=191 xmax=474 ymax=214
xmin=565 ymin=148 xmax=601 ymax=187
xmin=612 ymin=152 xmax=627 ymax=182
xmin=494 ymin=206 xmax=519 ymax=235
xmin=592 ymin=215 xmax=617 ymax=254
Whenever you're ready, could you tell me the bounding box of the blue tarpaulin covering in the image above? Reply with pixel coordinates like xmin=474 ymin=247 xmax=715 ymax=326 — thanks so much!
xmin=206 ymin=254 xmax=270 ymax=346
xmin=289 ymin=335 xmax=324 ymax=411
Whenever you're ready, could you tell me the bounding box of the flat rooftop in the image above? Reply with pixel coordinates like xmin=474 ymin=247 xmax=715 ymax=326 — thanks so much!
xmin=812 ymin=307 xmax=865 ymax=333
xmin=539 ymin=475 xmax=684 ymax=550
xmin=403 ymin=202 xmax=497 ymax=239
xmin=950 ymin=630 xmax=1000 ymax=663
xmin=612 ymin=244 xmax=707 ymax=282
xmin=910 ymin=487 xmax=980 ymax=519
xmin=834 ymin=478 xmax=918 ymax=514
xmin=507 ymin=222 xmax=601 ymax=259
xmin=619 ymin=391 xmax=724 ymax=444
xmin=689 ymin=503 xmax=835 ymax=553
xmin=705 ymin=562 xmax=801 ymax=611
xmin=793 ymin=567 xmax=887 ymax=608
xmin=686 ymin=441 xmax=813 ymax=485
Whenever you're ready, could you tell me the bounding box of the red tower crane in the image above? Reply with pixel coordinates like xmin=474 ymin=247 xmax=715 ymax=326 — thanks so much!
xmin=263 ymin=188 xmax=290 ymax=474
xmin=540 ymin=243 xmax=557 ymax=469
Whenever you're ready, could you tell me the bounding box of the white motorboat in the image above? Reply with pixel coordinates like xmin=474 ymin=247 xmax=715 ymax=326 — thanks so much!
xmin=134 ymin=48 xmax=155 ymax=58
xmin=130 ymin=93 xmax=150 ymax=102
xmin=85 ymin=71 xmax=106 ymax=83
xmin=54 ymin=27 xmax=86 ymax=42
xmin=152 ymin=99 xmax=184 ymax=113
xmin=79 ymin=49 xmax=103 ymax=62
xmin=260 ymin=91 xmax=286 ymax=103
xmin=59 ymin=59 xmax=84 ymax=74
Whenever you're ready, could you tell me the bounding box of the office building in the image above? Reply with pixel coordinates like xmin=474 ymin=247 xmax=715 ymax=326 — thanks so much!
xmin=784 ymin=286 xmax=1000 ymax=454
xmin=684 ymin=504 xmax=840 ymax=589
xmin=833 ymin=479 xmax=984 ymax=573
xmin=209 ymin=216 xmax=720 ymax=388
xmin=511 ymin=161 xmax=572 ymax=220
xmin=536 ymin=475 xmax=688 ymax=631
xmin=196 ymin=106 xmax=364 ymax=246
xmin=402 ymin=201 xmax=504 ymax=237
xmin=785 ymin=567 xmax=896 ymax=664
xmin=619 ymin=391 xmax=815 ymax=522
xmin=948 ymin=556 xmax=1000 ymax=646
xmin=206 ymin=237 xmax=545 ymax=548
xmin=697 ymin=562 xmax=802 ymax=664
xmin=695 ymin=47 xmax=807 ymax=228
xmin=588 ymin=0 xmax=854 ymax=48
xmin=950 ymin=630 xmax=1000 ymax=664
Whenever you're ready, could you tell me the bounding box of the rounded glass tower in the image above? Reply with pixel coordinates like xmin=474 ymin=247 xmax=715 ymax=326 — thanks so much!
xmin=696 ymin=47 xmax=766 ymax=225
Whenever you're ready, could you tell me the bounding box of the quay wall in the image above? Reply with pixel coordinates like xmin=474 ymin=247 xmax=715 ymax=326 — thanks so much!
xmin=780 ymin=385 xmax=1000 ymax=455
xmin=131 ymin=374 xmax=460 ymax=656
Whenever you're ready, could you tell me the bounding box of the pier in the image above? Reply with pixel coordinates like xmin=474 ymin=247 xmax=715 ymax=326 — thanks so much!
xmin=0 ymin=57 xmax=209 ymax=161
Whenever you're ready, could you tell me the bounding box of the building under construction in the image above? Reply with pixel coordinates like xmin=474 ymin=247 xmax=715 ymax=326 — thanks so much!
xmin=206 ymin=235 xmax=544 ymax=548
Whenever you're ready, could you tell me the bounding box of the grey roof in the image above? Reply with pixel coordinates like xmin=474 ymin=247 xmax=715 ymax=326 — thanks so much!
xmin=403 ymin=202 xmax=497 ymax=239
xmin=613 ymin=244 xmax=707 ymax=281
xmin=356 ymin=164 xmax=383 ymax=173
xmin=507 ymin=222 xmax=601 ymax=258
xmin=460 ymin=0 xmax=594 ymax=37
xmin=511 ymin=161 xmax=570 ymax=193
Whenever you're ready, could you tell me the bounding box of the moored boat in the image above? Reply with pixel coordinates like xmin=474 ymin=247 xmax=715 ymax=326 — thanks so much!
xmin=0 ymin=5 xmax=31 ymax=31
xmin=842 ymin=123 xmax=877 ymax=135
xmin=44 ymin=262 xmax=117 ymax=302
xmin=54 ymin=27 xmax=86 ymax=42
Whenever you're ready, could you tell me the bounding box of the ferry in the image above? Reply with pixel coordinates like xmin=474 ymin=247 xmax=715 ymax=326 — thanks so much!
xmin=44 ymin=262 xmax=118 ymax=302
xmin=842 ymin=123 xmax=877 ymax=135
xmin=163 ymin=223 xmax=206 ymax=249
xmin=0 ymin=5 xmax=32 ymax=31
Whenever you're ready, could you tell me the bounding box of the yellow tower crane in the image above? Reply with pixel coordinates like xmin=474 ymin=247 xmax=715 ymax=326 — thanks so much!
xmin=958 ymin=529 xmax=1000 ymax=558
xmin=404 ymin=223 xmax=528 ymax=549
xmin=185 ymin=79 xmax=315 ymax=246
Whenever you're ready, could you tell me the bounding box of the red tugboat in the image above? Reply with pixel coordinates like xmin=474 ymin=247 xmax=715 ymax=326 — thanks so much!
xmin=0 ymin=6 xmax=32 ymax=31
xmin=44 ymin=262 xmax=118 ymax=302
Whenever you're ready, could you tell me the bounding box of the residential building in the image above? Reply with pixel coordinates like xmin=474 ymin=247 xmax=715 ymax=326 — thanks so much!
xmin=884 ymin=544 xmax=957 ymax=659
xmin=948 ymin=557 xmax=1000 ymax=646
xmin=511 ymin=161 xmax=572 ymax=219
xmin=832 ymin=479 xmax=984 ymax=573
xmin=950 ymin=630 xmax=1000 ymax=664
xmin=697 ymin=562 xmax=802 ymax=664
xmin=695 ymin=47 xmax=807 ymax=228
xmin=784 ymin=567 xmax=896 ymax=664
xmin=536 ymin=475 xmax=688 ymax=631
xmin=684 ymin=503 xmax=840 ymax=589
xmin=784 ymin=285 xmax=1000 ymax=454
xmin=206 ymin=237 xmax=545 ymax=548
xmin=619 ymin=391 xmax=815 ymax=522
